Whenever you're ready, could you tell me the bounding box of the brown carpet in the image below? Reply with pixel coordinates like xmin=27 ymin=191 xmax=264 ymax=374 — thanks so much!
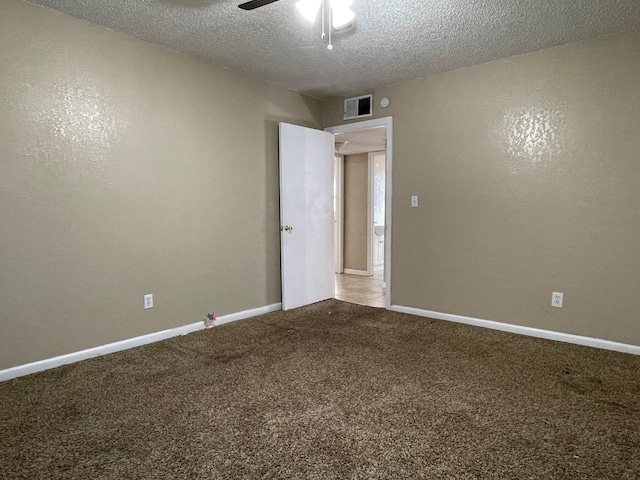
xmin=2 ymin=299 xmax=640 ymax=479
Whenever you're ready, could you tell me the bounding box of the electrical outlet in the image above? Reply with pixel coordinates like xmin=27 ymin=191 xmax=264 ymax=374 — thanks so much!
xmin=551 ymin=292 xmax=563 ymax=308
xmin=144 ymin=294 xmax=153 ymax=309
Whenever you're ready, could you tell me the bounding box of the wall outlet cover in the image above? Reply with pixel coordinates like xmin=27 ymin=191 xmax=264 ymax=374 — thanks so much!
xmin=144 ymin=294 xmax=154 ymax=309
xmin=551 ymin=292 xmax=563 ymax=308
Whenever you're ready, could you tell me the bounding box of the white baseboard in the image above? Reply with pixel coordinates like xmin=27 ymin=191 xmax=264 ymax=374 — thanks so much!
xmin=0 ymin=302 xmax=282 ymax=383
xmin=390 ymin=305 xmax=640 ymax=356
xmin=7 ymin=302 xmax=636 ymax=383
xmin=344 ymin=269 xmax=369 ymax=276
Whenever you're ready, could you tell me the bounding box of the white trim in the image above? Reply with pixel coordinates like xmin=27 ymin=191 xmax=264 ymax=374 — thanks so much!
xmin=384 ymin=120 xmax=392 ymax=310
xmin=0 ymin=303 xmax=282 ymax=383
xmin=344 ymin=268 xmax=369 ymax=276
xmin=366 ymin=153 xmax=374 ymax=276
xmin=389 ymin=305 xmax=640 ymax=356
xmin=325 ymin=116 xmax=393 ymax=310
xmin=370 ymin=151 xmax=386 ymax=269
xmin=333 ymin=154 xmax=344 ymax=274
xmin=326 ymin=117 xmax=391 ymax=132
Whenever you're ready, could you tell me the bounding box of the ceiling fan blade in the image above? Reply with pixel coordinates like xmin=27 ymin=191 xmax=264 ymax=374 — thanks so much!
xmin=238 ymin=0 xmax=280 ymax=10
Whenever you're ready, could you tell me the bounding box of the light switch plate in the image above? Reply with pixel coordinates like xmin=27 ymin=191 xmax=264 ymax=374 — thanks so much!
xmin=411 ymin=195 xmax=419 ymax=207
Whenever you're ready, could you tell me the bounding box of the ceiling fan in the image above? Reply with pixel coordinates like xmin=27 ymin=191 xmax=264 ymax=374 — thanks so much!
xmin=239 ymin=0 xmax=355 ymax=49
xmin=238 ymin=0 xmax=279 ymax=10
xmin=238 ymin=0 xmax=355 ymax=29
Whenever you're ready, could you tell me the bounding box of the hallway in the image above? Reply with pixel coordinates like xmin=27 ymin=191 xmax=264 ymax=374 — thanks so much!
xmin=335 ymin=270 xmax=385 ymax=308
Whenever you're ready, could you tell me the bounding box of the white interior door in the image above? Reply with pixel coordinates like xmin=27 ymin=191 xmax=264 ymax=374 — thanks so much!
xmin=279 ymin=123 xmax=335 ymax=310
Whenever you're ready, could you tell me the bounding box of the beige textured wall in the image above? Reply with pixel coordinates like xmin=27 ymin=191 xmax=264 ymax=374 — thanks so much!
xmin=325 ymin=29 xmax=640 ymax=346
xmin=0 ymin=0 xmax=323 ymax=369
xmin=343 ymin=154 xmax=368 ymax=271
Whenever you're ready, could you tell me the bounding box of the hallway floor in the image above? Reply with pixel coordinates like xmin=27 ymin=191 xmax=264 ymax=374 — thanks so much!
xmin=335 ymin=269 xmax=385 ymax=308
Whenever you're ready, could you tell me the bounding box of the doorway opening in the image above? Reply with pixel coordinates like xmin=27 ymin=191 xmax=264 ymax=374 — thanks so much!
xmin=325 ymin=117 xmax=393 ymax=309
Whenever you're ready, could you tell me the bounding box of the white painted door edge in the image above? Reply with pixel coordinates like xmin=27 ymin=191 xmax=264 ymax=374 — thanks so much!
xmin=0 ymin=303 xmax=282 ymax=383
xmin=390 ymin=304 xmax=640 ymax=356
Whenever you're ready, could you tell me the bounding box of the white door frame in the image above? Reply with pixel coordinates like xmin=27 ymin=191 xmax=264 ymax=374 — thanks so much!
xmin=325 ymin=117 xmax=393 ymax=309
xmin=369 ymin=151 xmax=386 ymax=269
xmin=334 ymin=154 xmax=344 ymax=274
xmin=366 ymin=153 xmax=374 ymax=276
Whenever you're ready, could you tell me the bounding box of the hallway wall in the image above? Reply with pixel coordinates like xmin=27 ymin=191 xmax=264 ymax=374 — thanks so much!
xmin=343 ymin=153 xmax=368 ymax=271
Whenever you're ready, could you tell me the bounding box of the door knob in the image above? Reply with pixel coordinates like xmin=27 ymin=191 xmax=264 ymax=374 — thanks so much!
xmin=282 ymin=225 xmax=293 ymax=233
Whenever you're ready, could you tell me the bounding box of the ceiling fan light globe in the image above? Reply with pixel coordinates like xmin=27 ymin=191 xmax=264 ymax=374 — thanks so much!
xmin=296 ymin=0 xmax=322 ymax=23
xmin=332 ymin=6 xmax=355 ymax=29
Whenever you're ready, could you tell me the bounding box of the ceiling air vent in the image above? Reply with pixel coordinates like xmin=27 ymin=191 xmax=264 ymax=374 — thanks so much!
xmin=344 ymin=94 xmax=373 ymax=120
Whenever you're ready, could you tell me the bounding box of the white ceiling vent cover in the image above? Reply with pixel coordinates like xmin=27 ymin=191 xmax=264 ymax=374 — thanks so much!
xmin=344 ymin=94 xmax=373 ymax=120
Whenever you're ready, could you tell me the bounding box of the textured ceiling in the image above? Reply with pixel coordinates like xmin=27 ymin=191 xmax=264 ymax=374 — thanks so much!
xmin=26 ymin=0 xmax=640 ymax=99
